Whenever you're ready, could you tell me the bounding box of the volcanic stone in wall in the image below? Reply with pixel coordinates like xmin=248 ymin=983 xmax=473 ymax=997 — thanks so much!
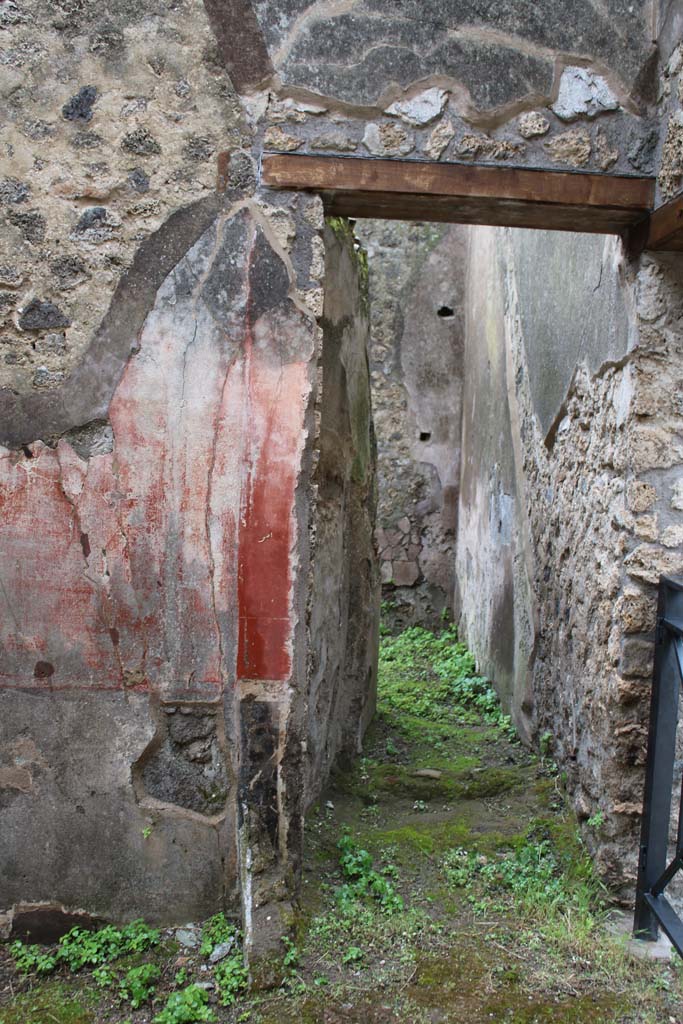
xmin=357 ymin=219 xmax=466 ymax=630
xmin=135 ymin=706 xmax=230 ymax=817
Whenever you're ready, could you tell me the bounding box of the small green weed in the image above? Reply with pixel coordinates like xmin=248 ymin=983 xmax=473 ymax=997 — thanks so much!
xmin=119 ymin=962 xmax=161 ymax=1008
xmin=337 ymin=829 xmax=404 ymax=913
xmin=539 ymin=731 xmax=553 ymax=756
xmin=214 ymin=953 xmax=248 ymax=1007
xmin=441 ymin=826 xmax=605 ymax=921
xmin=91 ymin=965 xmax=116 ymax=988
xmin=9 ymin=944 xmax=58 ymax=976
xmin=199 ymin=912 xmax=237 ymax=957
xmin=342 ymin=945 xmax=364 ymax=965
xmin=11 ymin=920 xmax=160 ymax=978
xmin=153 ymin=984 xmax=216 ymax=1023
xmin=281 ymin=936 xmax=300 ymax=976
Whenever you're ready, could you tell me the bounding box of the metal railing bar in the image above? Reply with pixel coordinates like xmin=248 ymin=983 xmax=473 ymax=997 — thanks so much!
xmin=674 ymin=636 xmax=683 ymax=682
xmin=643 ymin=893 xmax=683 ymax=957
xmin=651 ymin=851 xmax=683 ymax=895
xmin=662 ymin=617 xmax=683 ymax=639
xmin=633 ymin=576 xmax=683 ymax=951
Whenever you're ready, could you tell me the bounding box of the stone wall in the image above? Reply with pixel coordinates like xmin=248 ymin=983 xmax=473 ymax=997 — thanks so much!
xmin=0 ymin=0 xmax=679 ymax=943
xmin=455 ymin=223 xmax=683 ymax=894
xmin=0 ymin=190 xmax=377 ymax=951
xmin=0 ymin=0 xmax=250 ymax=408
xmin=453 ymin=3 xmax=683 ymax=898
xmin=357 ymin=219 xmax=466 ymax=630
xmin=305 ymin=219 xmax=379 ymax=797
xmin=656 ymin=0 xmax=683 ymax=203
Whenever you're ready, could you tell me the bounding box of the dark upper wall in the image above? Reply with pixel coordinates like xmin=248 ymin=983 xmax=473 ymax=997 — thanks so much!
xmin=206 ymin=0 xmax=659 ymax=179
xmin=251 ymin=0 xmax=654 ymax=111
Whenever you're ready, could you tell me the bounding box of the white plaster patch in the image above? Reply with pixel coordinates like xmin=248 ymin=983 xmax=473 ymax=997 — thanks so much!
xmin=612 ymin=366 xmax=632 ymax=428
xmin=385 ymin=87 xmax=448 ymax=126
xmin=671 ymin=479 xmax=683 ymax=511
xmin=552 ymin=67 xmax=619 ymax=121
xmin=241 ymin=90 xmax=269 ymax=125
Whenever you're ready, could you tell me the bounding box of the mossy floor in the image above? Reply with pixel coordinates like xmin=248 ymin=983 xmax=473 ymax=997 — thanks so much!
xmin=2 ymin=627 xmax=682 ymax=1024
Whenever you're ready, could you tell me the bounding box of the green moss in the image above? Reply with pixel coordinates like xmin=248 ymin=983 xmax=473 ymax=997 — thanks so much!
xmin=325 ymin=216 xmax=354 ymax=244
xmin=411 ymin=947 xmax=627 ymax=1023
xmin=364 ymin=762 xmax=527 ymax=801
xmin=0 ymin=981 xmax=96 ymax=1024
xmin=349 ymin=380 xmax=372 ymax=485
xmin=363 ymin=819 xmax=528 ymax=863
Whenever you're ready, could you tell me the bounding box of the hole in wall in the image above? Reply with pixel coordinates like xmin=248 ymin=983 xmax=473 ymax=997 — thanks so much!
xmin=419 ymin=431 xmax=431 ymax=442
xmin=10 ymin=905 xmax=104 ymax=943
xmin=437 ymin=305 xmax=454 ymax=318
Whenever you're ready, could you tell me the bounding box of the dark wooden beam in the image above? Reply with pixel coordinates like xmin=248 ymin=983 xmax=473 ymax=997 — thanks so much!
xmin=642 ymin=194 xmax=683 ymax=251
xmin=262 ymin=153 xmax=655 ymax=235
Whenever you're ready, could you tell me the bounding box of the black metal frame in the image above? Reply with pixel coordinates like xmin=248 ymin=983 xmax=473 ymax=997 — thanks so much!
xmin=634 ymin=574 xmax=683 ymax=956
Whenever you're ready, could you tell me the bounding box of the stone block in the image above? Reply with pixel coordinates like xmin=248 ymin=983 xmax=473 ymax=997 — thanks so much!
xmin=624 ymin=544 xmax=683 ymax=584
xmin=619 ymin=638 xmax=654 ymax=679
xmin=544 ymin=128 xmax=591 ymax=166
xmin=629 ymin=426 xmax=683 ymax=472
xmin=626 ymin=480 xmax=657 ymax=513
xmin=633 ymin=514 xmax=658 ymax=541
xmin=616 ymin=590 xmax=656 ymax=634
xmin=121 ymin=128 xmax=161 ymax=156
xmin=362 ymin=122 xmax=414 ymax=157
xmin=310 ymin=132 xmax=357 ymax=152
xmin=424 ymin=120 xmax=455 ymax=160
xmin=456 ymin=134 xmax=522 ymax=160
xmin=18 ymin=299 xmax=70 ymax=331
xmin=392 ymin=560 xmax=419 ymax=586
xmin=62 ymin=86 xmax=97 ymax=123
xmin=517 ymin=112 xmax=550 ymax=138
xmin=264 ymin=126 xmax=302 ymax=151
xmin=660 ymin=524 xmax=683 ymax=548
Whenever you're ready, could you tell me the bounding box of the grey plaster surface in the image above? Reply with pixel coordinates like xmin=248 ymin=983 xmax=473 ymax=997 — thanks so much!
xmin=0 ymin=692 xmax=233 ymax=924
xmin=509 ymin=230 xmax=634 ymax=438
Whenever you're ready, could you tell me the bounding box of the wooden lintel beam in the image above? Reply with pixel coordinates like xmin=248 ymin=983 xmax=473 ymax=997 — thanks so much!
xmin=261 ymin=153 xmax=655 ymax=235
xmin=642 ymin=194 xmax=683 ymax=251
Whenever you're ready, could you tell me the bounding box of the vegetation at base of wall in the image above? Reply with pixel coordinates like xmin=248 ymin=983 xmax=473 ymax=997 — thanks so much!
xmin=2 ymin=626 xmax=682 ymax=1023
xmin=378 ymin=624 xmax=515 ymax=735
xmin=2 ymin=913 xmax=247 ymax=1023
xmin=152 ymin=984 xmax=215 ymax=1024
xmin=10 ymin=921 xmax=160 ymax=978
xmin=335 ymin=829 xmax=403 ymax=914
